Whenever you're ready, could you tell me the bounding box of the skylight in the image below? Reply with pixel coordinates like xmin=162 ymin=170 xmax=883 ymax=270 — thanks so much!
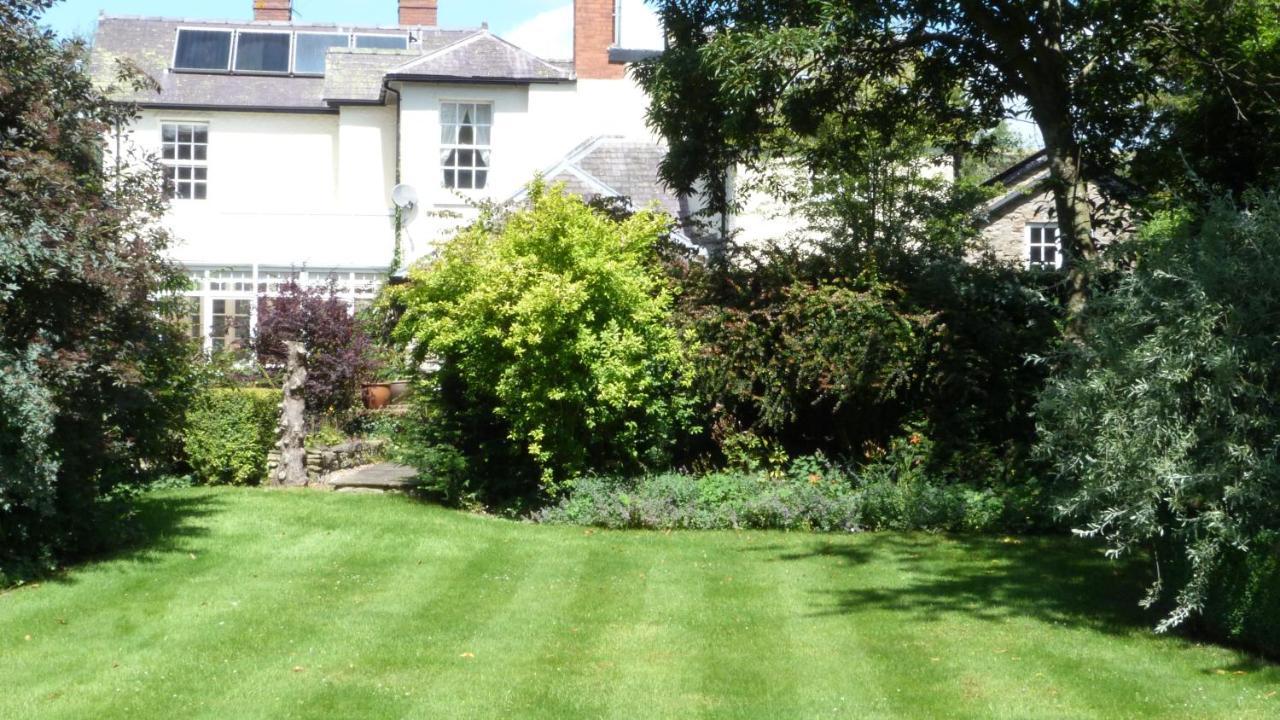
xmin=174 ymin=29 xmax=233 ymax=71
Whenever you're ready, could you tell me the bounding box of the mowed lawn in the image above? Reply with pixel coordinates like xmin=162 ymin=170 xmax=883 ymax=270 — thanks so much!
xmin=1 ymin=489 xmax=1276 ymax=719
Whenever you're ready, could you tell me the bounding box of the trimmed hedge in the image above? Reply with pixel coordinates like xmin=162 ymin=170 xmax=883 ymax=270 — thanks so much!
xmin=184 ymin=388 xmax=280 ymax=485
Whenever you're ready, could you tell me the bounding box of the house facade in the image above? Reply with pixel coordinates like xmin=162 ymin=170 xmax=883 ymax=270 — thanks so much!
xmin=977 ymin=151 xmax=1128 ymax=269
xmin=91 ymin=0 xmax=686 ymax=352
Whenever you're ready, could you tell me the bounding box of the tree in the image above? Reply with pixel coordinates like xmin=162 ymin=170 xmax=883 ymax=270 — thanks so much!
xmin=254 ymin=279 xmax=372 ymax=418
xmin=1037 ymin=191 xmax=1280 ymax=632
xmin=1132 ymin=0 xmax=1280 ymax=198
xmin=1 ymin=0 xmax=193 ymax=579
xmin=636 ymin=0 xmax=1167 ymax=317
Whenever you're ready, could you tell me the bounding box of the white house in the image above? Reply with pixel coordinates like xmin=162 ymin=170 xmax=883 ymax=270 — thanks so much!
xmin=90 ymin=0 xmax=691 ymax=352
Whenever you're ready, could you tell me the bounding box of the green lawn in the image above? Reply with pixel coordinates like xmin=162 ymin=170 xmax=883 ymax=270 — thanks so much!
xmin=1 ymin=488 xmax=1276 ymax=719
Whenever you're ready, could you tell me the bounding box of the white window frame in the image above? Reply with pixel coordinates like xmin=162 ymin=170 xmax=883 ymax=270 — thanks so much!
xmin=183 ymin=266 xmax=387 ymax=353
xmin=439 ymin=101 xmax=493 ymax=192
xmin=293 ymin=32 xmax=350 ymax=76
xmin=172 ymin=27 xmax=234 ymax=72
xmin=160 ymin=121 xmax=210 ymax=201
xmin=1026 ymin=223 xmax=1063 ymax=270
xmin=232 ymin=29 xmax=295 ymax=75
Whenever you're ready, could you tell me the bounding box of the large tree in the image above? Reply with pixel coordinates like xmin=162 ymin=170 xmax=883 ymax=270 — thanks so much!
xmin=1 ymin=0 xmax=193 ymax=579
xmin=636 ymin=1 xmax=1172 ymax=315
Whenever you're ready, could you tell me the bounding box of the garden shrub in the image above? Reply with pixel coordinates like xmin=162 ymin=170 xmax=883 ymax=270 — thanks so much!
xmin=670 ymin=241 xmax=1061 ymax=481
xmin=1038 ymin=191 xmax=1280 ymax=633
xmin=1197 ymin=532 xmax=1280 ymax=659
xmin=1 ymin=2 xmax=195 ymax=582
xmin=184 ymin=388 xmax=281 ymax=485
xmin=536 ymin=452 xmax=1040 ymax=534
xmin=394 ymin=182 xmax=697 ymax=498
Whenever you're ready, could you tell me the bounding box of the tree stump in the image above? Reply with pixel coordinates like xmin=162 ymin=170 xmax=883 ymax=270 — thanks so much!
xmin=275 ymin=340 xmax=308 ymax=487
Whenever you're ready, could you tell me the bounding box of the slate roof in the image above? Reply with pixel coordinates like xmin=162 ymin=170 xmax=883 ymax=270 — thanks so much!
xmin=514 ymin=136 xmax=710 ymax=253
xmin=389 ymin=32 xmax=571 ymax=83
xmin=90 ymin=15 xmax=567 ymax=112
xmin=323 ymin=50 xmax=419 ymax=104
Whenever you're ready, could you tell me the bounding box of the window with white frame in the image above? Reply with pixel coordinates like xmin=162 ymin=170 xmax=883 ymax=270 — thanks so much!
xmin=208 ymin=268 xmax=253 ymax=292
xmin=1027 ymin=223 xmax=1063 ymax=270
xmin=440 ymin=102 xmax=492 ymax=190
xmin=180 ymin=297 xmax=202 ymax=341
xmin=256 ymin=269 xmax=300 ymax=294
xmin=210 ymin=299 xmax=251 ymax=352
xmin=161 ymin=123 xmax=209 ymax=200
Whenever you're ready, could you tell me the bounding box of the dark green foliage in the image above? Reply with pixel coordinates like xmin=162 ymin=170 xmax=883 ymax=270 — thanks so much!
xmin=1132 ymin=1 xmax=1280 ymax=198
xmin=672 ymin=243 xmax=1062 ymax=481
xmin=183 ymin=389 xmax=281 ymax=486
xmin=1038 ymin=191 xmax=1280 ymax=632
xmin=1197 ymin=533 xmax=1280 ymax=659
xmin=0 ymin=0 xmax=194 ymax=581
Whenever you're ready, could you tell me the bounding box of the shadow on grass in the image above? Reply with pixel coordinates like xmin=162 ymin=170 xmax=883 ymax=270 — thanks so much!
xmin=42 ymin=489 xmax=229 ymax=587
xmin=754 ymin=533 xmax=1156 ymax=635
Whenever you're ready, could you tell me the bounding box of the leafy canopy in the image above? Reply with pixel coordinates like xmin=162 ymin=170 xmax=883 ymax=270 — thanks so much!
xmin=1037 ymin=191 xmax=1280 ymax=631
xmin=0 ymin=0 xmax=193 ymax=579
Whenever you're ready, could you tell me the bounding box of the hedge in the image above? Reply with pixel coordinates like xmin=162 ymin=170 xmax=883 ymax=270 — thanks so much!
xmin=1197 ymin=533 xmax=1280 ymax=659
xmin=184 ymin=388 xmax=280 ymax=485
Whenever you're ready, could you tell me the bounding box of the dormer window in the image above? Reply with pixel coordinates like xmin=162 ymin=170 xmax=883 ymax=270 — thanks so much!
xmin=234 ymin=31 xmax=291 ymax=73
xmin=174 ymin=29 xmax=233 ymax=71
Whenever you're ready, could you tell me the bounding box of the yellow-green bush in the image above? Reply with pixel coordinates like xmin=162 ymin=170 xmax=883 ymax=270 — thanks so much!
xmin=393 ymin=183 xmax=696 ymax=499
xmin=184 ymin=388 xmax=280 ymax=485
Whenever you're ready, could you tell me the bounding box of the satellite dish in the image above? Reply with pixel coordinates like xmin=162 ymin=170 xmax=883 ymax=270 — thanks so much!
xmin=391 ymin=184 xmax=418 ymax=211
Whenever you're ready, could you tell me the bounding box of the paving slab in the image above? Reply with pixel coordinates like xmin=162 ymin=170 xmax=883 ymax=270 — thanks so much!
xmin=323 ymin=463 xmax=420 ymax=491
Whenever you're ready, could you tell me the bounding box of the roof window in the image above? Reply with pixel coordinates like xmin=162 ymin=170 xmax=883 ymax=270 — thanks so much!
xmin=174 ymin=29 xmax=233 ymax=71
xmin=173 ymin=28 xmax=411 ymax=76
xmin=354 ymin=34 xmax=409 ymax=50
xmin=234 ymin=31 xmax=292 ymax=73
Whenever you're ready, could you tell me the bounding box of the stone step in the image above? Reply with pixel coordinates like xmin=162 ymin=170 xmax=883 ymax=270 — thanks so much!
xmin=323 ymin=463 xmax=420 ymax=492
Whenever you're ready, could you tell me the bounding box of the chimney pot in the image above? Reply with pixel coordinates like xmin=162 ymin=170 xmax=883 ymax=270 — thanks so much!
xmin=253 ymin=0 xmax=292 ymax=22
xmin=400 ymin=0 xmax=439 ymax=27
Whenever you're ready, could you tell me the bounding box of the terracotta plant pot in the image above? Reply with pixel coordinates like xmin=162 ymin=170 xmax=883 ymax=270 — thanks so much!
xmin=388 ymin=380 xmax=411 ymax=403
xmin=361 ymin=383 xmax=392 ymax=410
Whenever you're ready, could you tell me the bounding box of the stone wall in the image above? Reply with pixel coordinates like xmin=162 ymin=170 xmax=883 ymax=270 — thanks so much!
xmin=267 ymin=438 xmax=387 ymax=485
xmin=978 ymin=182 xmax=1127 ymax=266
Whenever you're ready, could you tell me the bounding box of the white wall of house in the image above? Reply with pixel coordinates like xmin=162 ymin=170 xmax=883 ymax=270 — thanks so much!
xmin=124 ymin=108 xmax=397 ymax=270
xmin=396 ymin=76 xmax=659 ymax=255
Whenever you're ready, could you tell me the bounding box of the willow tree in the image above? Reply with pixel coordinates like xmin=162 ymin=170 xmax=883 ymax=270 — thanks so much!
xmin=636 ymin=0 xmax=1165 ymax=315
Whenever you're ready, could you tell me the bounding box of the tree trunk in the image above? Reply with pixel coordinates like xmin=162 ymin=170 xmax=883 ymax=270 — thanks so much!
xmin=275 ymin=340 xmax=308 ymax=487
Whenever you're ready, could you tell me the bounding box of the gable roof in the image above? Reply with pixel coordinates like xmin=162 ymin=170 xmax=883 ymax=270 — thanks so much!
xmin=513 ymin=136 xmax=708 ymax=254
xmin=518 ymin=136 xmax=685 ymax=217
xmin=90 ymin=15 xmax=567 ymax=113
xmin=981 ymin=151 xmax=1051 ymax=218
xmin=388 ymin=32 xmax=571 ymax=84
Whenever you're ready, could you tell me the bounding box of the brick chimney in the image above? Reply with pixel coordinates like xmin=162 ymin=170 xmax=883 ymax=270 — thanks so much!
xmin=253 ymin=0 xmax=292 ymax=22
xmin=575 ymin=0 xmax=625 ymax=79
xmin=399 ymin=0 xmax=439 ymax=26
